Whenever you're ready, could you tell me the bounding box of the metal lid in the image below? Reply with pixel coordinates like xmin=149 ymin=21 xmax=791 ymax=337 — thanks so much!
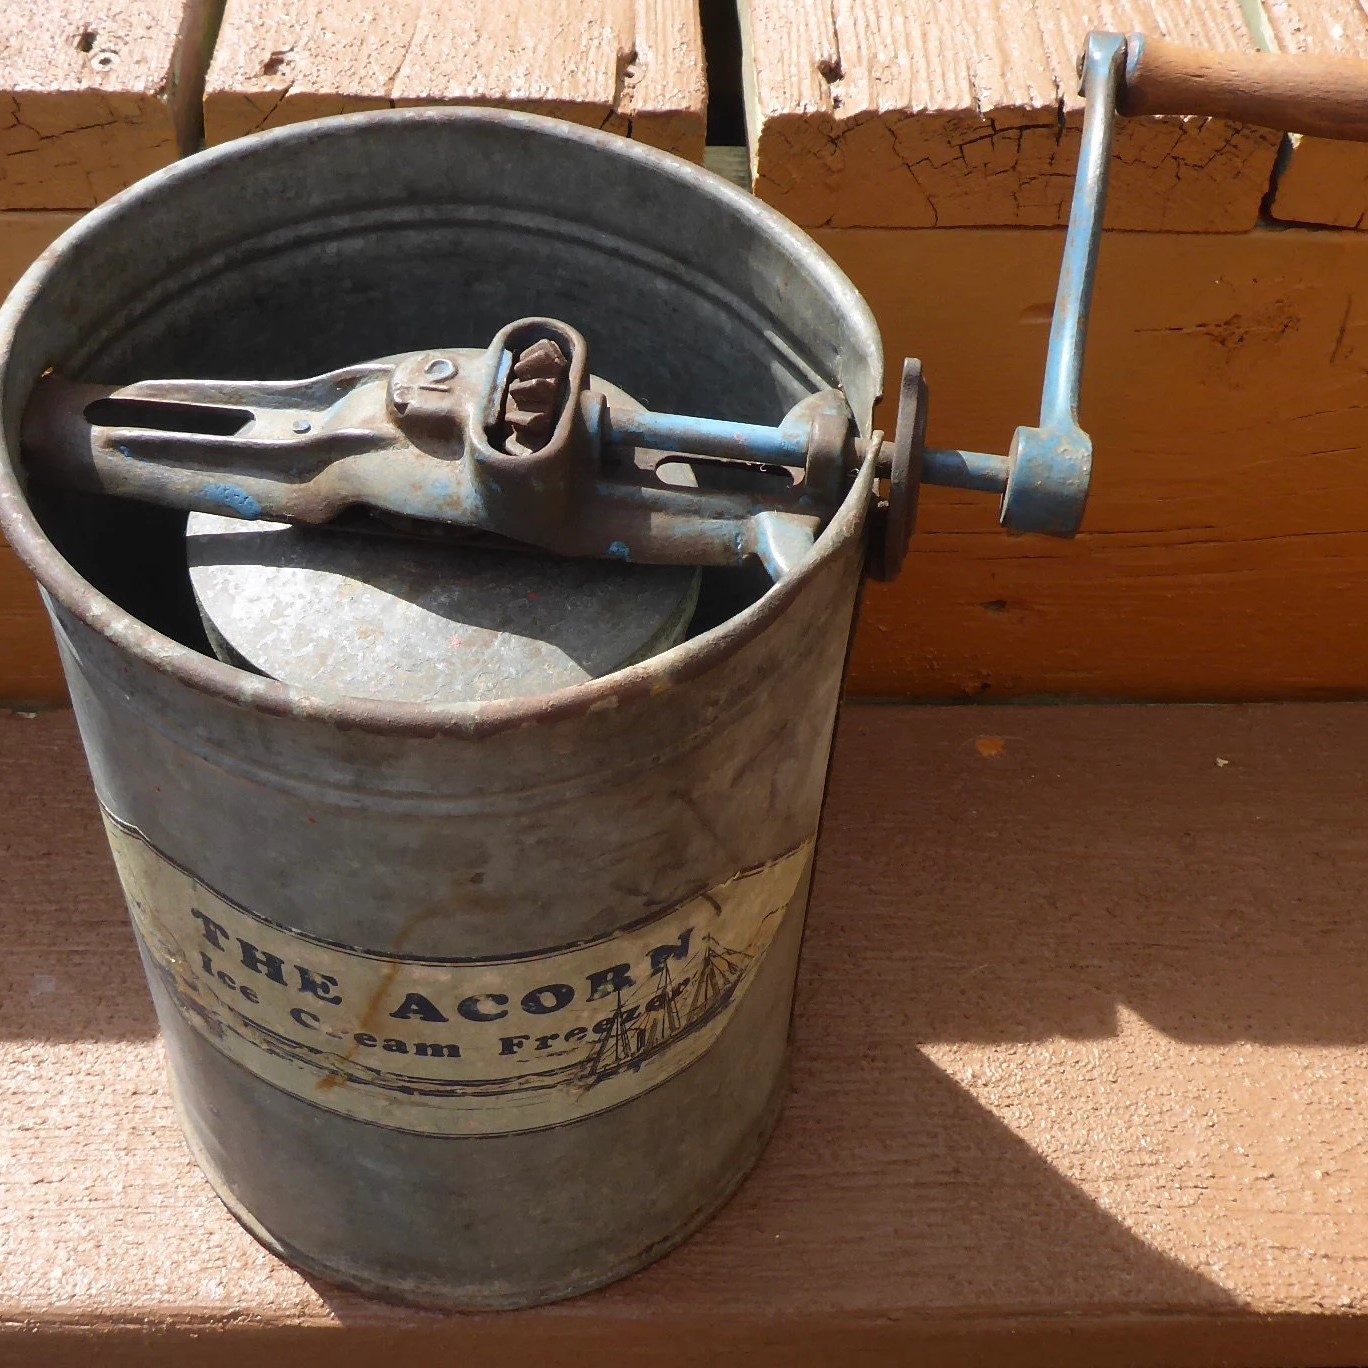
xmin=186 ymin=515 xmax=700 ymax=704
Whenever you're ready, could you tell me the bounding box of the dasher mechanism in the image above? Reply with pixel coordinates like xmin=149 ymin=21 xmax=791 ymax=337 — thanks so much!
xmin=18 ymin=319 xmax=1075 ymax=587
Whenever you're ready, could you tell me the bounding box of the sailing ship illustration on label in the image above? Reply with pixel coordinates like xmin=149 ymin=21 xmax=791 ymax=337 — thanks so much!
xmin=578 ymin=935 xmax=753 ymax=1089
xmin=105 ymin=810 xmax=814 ymax=1137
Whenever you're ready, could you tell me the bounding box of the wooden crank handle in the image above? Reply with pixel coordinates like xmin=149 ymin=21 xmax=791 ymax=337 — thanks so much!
xmin=1118 ymin=34 xmax=1368 ymax=142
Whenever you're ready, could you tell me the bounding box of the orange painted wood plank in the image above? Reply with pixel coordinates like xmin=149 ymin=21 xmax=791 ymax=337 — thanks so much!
xmin=738 ymin=0 xmax=1281 ymax=230
xmin=0 ymin=0 xmax=218 ymax=209
xmin=1261 ymin=0 xmax=1368 ymax=230
xmin=0 ymin=212 xmax=73 ymax=703
xmin=0 ymin=545 xmax=61 ymax=705
xmin=825 ymin=225 xmax=1368 ymax=700
xmin=203 ymin=0 xmax=707 ymax=160
xmin=7 ymin=703 xmax=1368 ymax=1363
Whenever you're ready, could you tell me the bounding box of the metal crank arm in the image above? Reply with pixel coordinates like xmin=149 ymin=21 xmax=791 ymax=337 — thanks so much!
xmin=868 ymin=31 xmax=1127 ymax=579
xmin=871 ymin=29 xmax=1368 ymax=578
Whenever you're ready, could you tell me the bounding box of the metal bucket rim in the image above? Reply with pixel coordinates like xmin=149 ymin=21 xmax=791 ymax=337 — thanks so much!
xmin=0 ymin=106 xmax=881 ymax=737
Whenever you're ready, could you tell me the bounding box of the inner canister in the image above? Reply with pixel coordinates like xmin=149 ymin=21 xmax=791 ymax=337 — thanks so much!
xmin=185 ymin=369 xmax=702 ymax=704
xmin=0 ymin=107 xmax=883 ymax=1309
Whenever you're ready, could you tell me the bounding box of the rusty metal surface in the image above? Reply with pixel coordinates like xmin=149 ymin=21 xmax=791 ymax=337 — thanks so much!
xmin=20 ymin=322 xmax=862 ymax=581
xmin=502 ymin=335 xmax=567 ymax=455
xmin=0 ymin=107 xmax=882 ymax=1307
xmin=184 ymin=366 xmax=704 ymax=705
xmin=869 ymin=359 xmax=926 ymax=583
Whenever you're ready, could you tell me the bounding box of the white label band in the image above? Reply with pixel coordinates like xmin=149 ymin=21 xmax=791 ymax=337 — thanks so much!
xmin=105 ymin=813 xmax=813 ymax=1137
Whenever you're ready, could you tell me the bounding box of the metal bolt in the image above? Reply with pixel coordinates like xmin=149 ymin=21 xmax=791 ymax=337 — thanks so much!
xmin=424 ymin=357 xmax=456 ymax=382
xmin=291 ymin=418 xmax=312 ymax=434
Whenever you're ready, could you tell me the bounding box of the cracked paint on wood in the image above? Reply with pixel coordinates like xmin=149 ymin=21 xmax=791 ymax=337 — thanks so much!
xmin=202 ymin=0 xmax=707 ymax=160
xmin=1262 ymin=0 xmax=1368 ymax=230
xmin=0 ymin=1 xmax=219 ymax=209
xmin=739 ymin=0 xmax=1282 ymax=230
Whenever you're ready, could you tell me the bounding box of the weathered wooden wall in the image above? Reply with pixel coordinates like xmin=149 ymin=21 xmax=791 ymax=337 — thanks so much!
xmin=0 ymin=0 xmax=218 ymax=207
xmin=736 ymin=0 xmax=1368 ymax=698
xmin=739 ymin=0 xmax=1280 ymax=230
xmin=834 ymin=228 xmax=1368 ymax=700
xmin=0 ymin=212 xmax=78 ymax=702
xmin=202 ymin=0 xmax=707 ymax=157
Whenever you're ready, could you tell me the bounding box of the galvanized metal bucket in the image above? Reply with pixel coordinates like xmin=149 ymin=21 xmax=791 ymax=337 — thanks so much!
xmin=0 ymin=110 xmax=882 ymax=1308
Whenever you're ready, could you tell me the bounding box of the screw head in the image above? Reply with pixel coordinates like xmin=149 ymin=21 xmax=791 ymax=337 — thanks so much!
xmin=291 ymin=418 xmax=312 ymax=434
xmin=424 ymin=356 xmax=456 ymax=382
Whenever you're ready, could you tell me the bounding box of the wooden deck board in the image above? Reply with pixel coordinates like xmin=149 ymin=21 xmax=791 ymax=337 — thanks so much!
xmin=0 ymin=0 xmax=217 ymax=209
xmin=738 ymin=0 xmax=1280 ymax=230
xmin=828 ymin=225 xmax=1368 ymax=700
xmin=203 ymin=0 xmax=707 ymax=159
xmin=5 ymin=701 xmax=1368 ymax=1364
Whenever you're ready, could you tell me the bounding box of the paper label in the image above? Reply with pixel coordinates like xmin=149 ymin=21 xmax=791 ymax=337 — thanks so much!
xmin=105 ymin=812 xmax=812 ymax=1136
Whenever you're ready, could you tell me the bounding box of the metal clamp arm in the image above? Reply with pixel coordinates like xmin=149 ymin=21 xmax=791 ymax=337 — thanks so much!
xmin=19 ymin=321 xmax=868 ymax=582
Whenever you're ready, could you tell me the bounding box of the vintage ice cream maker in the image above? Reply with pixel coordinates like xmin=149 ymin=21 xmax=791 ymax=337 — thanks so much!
xmin=0 ymin=33 xmax=1358 ymax=1308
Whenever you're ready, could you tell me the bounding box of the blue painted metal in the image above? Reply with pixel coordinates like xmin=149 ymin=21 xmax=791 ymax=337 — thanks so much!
xmin=999 ymin=31 xmax=1126 ymax=536
xmin=602 ymin=409 xmax=810 ymax=465
xmin=921 ymin=448 xmax=1010 ymax=495
xmin=201 ymin=482 xmax=263 ymax=519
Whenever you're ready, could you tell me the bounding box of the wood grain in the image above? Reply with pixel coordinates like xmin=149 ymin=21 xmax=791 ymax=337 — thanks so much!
xmin=203 ymin=0 xmax=707 ymax=159
xmin=1122 ymin=35 xmax=1368 ymax=139
xmin=1261 ymin=0 xmax=1368 ymax=229
xmin=739 ymin=0 xmax=1282 ymax=230
xmin=0 ymin=213 xmax=75 ymax=704
xmin=0 ymin=210 xmax=79 ymax=295
xmin=7 ymin=702 xmax=1368 ymax=1364
xmin=4 ymin=225 xmax=1368 ymax=705
xmin=825 ymin=225 xmax=1368 ymax=700
xmin=0 ymin=0 xmax=219 ymax=209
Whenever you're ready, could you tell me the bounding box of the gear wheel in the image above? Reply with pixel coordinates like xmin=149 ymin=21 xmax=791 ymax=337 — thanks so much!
xmin=503 ymin=338 xmax=568 ymax=456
